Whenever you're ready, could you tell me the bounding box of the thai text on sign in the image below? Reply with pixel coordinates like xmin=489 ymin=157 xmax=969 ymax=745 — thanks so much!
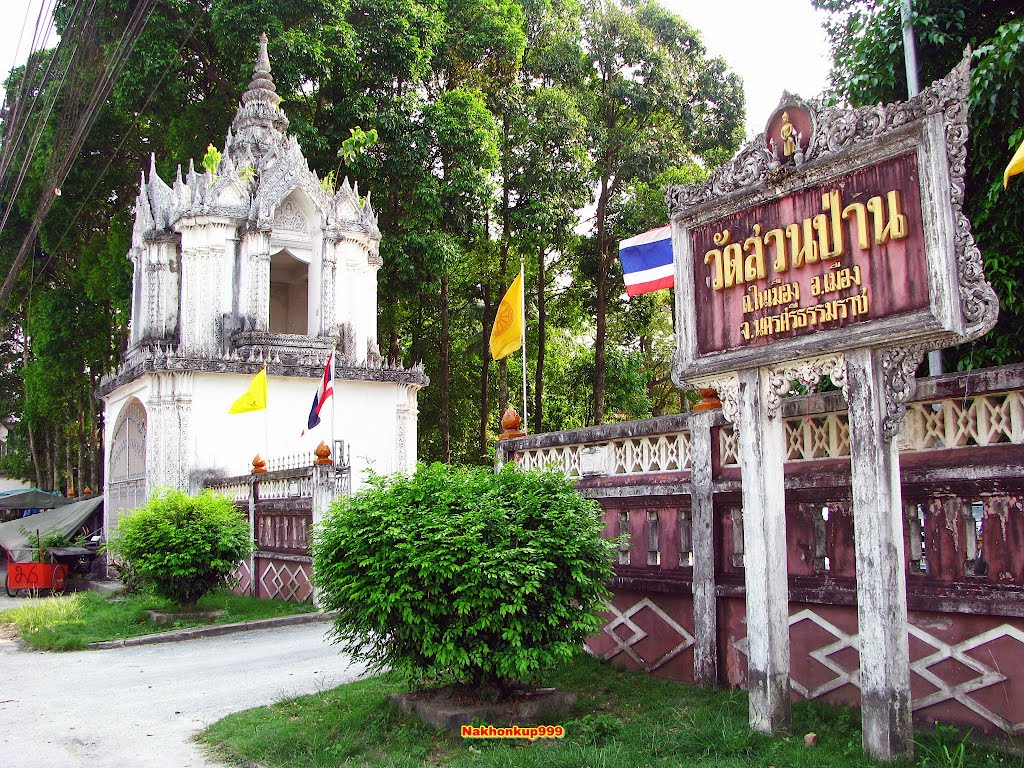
xmin=689 ymin=153 xmax=929 ymax=355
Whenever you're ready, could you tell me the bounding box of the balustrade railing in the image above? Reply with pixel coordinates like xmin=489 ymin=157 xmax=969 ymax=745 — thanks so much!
xmin=509 ymin=414 xmax=695 ymax=479
xmin=497 ymin=364 xmax=1024 ymax=738
xmin=255 ymin=506 xmax=311 ymax=555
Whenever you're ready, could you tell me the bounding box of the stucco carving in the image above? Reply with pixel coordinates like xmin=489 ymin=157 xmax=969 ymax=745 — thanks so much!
xmin=97 ymin=341 xmax=428 ymax=398
xmin=766 ymin=354 xmax=847 ymax=418
xmin=274 ymin=200 xmax=306 ymax=232
xmin=879 ymin=344 xmax=927 ymax=440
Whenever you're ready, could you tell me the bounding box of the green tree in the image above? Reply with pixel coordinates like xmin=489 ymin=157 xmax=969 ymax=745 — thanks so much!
xmin=812 ymin=0 xmax=1023 ymax=368
xmin=108 ymin=489 xmax=253 ymax=608
xmin=312 ymin=463 xmax=616 ymax=694
xmin=580 ymin=0 xmax=743 ymax=423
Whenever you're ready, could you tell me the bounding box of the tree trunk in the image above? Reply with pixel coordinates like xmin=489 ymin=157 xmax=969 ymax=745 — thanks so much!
xmin=65 ymin=420 xmax=74 ymax=496
xmin=439 ymin=271 xmax=451 ymax=462
xmin=533 ymin=246 xmax=547 ymax=431
xmin=594 ymin=175 xmax=611 ymax=425
xmin=388 ymin=327 xmax=399 ymax=365
xmin=27 ymin=423 xmax=42 ymax=488
xmin=478 ymin=283 xmax=492 ymax=459
xmin=93 ymin=401 xmax=104 ymax=492
xmin=49 ymin=424 xmax=58 ymax=492
xmin=77 ymin=397 xmax=86 ymax=495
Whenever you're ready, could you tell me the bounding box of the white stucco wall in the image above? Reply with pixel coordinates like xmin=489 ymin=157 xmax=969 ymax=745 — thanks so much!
xmin=103 ymin=369 xmax=419 ymax=503
xmin=189 ymin=371 xmax=415 ymax=486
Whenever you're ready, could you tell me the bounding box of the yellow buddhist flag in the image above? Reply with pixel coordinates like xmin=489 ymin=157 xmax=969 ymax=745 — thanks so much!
xmin=228 ymin=366 xmax=268 ymax=413
xmin=490 ymin=271 xmax=524 ymax=360
xmin=1004 ymin=134 xmax=1024 ymax=188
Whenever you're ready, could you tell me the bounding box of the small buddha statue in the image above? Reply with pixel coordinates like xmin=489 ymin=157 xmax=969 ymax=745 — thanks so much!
xmin=780 ymin=111 xmax=797 ymax=158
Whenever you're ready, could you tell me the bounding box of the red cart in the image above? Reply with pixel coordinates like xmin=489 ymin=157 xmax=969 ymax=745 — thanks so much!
xmin=5 ymin=547 xmax=69 ymax=597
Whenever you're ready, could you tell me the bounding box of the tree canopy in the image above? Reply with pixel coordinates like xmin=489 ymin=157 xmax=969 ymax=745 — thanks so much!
xmin=0 ymin=0 xmax=744 ymax=488
xmin=813 ymin=0 xmax=1023 ymax=369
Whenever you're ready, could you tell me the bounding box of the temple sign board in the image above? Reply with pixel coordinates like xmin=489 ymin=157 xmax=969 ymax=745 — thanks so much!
xmin=667 ymin=55 xmax=998 ymax=762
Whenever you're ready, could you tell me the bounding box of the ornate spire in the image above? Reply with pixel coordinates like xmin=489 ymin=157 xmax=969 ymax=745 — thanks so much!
xmin=229 ymin=32 xmax=289 ymax=162
xmin=241 ymin=32 xmax=279 ymax=109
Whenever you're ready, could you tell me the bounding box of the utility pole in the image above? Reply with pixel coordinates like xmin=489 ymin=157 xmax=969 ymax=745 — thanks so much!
xmin=900 ymin=0 xmax=944 ymax=377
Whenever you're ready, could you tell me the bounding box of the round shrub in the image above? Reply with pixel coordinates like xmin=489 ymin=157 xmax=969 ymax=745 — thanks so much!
xmin=108 ymin=489 xmax=252 ymax=607
xmin=312 ymin=462 xmax=616 ymax=693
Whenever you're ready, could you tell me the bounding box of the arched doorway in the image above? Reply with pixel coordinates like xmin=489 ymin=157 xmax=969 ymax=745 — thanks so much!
xmin=269 ymin=249 xmax=309 ymax=334
xmin=107 ymin=398 xmax=147 ymax=517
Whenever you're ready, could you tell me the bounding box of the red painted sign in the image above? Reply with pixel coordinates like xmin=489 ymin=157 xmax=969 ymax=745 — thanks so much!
xmin=689 ymin=153 xmax=928 ymax=356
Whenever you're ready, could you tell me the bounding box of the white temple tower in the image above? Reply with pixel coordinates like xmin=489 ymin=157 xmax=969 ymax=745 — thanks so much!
xmin=98 ymin=34 xmax=427 ymax=518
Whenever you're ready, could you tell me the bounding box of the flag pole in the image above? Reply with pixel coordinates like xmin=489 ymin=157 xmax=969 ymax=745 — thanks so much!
xmin=329 ymin=347 xmax=336 ymax=461
xmin=520 ymin=256 xmax=527 ymax=433
xmin=263 ymin=364 xmax=269 ymax=460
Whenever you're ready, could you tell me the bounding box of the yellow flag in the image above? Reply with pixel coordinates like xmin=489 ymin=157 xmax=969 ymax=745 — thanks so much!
xmin=489 ymin=272 xmax=524 ymax=360
xmin=228 ymin=366 xmax=267 ymax=414
xmin=1004 ymin=135 xmax=1024 ymax=188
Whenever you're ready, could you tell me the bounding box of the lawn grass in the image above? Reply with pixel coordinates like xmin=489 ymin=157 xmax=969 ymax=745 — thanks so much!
xmin=198 ymin=654 xmax=1022 ymax=768
xmin=0 ymin=588 xmax=316 ymax=650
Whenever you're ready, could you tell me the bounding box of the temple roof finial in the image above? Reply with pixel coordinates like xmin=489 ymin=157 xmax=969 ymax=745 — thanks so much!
xmin=257 ymin=31 xmax=271 ymax=74
xmin=241 ymin=31 xmax=280 ymax=108
xmin=230 ymin=32 xmax=289 ymax=156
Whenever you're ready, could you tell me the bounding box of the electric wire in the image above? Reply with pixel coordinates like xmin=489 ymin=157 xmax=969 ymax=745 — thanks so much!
xmin=0 ymin=0 xmax=157 ymax=309
xmin=0 ymin=0 xmax=89 ymax=227
xmin=3 ymin=0 xmax=35 ymax=103
xmin=0 ymin=2 xmax=91 ymax=249
xmin=30 ymin=5 xmax=207 ymax=289
xmin=0 ymin=0 xmax=68 ymax=182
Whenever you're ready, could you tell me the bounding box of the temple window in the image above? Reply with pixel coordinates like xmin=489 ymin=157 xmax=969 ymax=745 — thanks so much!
xmin=269 ymin=249 xmax=309 ymax=334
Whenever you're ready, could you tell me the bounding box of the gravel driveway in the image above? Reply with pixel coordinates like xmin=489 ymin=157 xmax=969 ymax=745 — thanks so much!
xmin=0 ymin=620 xmax=367 ymax=767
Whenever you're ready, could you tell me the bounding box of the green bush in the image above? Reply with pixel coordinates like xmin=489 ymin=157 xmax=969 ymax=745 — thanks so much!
xmin=108 ymin=489 xmax=252 ymax=607
xmin=312 ymin=463 xmax=616 ymax=695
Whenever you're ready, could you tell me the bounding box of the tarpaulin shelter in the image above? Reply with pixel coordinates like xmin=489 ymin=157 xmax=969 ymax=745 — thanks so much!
xmin=0 ymin=488 xmax=69 ymax=510
xmin=0 ymin=497 xmax=103 ymax=562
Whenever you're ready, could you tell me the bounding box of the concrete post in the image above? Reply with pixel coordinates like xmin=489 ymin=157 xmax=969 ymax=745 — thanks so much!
xmin=845 ymin=348 xmax=913 ymax=760
xmin=736 ymin=367 xmax=792 ymax=733
xmin=310 ymin=457 xmax=338 ymax=608
xmin=689 ymin=409 xmax=718 ymax=685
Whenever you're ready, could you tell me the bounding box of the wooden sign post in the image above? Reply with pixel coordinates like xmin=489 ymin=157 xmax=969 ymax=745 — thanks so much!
xmin=667 ymin=55 xmax=998 ymax=760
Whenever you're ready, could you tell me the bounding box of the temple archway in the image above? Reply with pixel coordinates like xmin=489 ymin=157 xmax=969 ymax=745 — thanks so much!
xmin=107 ymin=397 xmax=147 ymax=517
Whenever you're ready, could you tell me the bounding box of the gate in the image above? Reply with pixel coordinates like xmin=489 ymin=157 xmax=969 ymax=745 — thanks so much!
xmin=206 ymin=446 xmax=350 ymax=603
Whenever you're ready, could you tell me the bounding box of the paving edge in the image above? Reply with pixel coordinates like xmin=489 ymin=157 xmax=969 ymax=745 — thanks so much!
xmin=88 ymin=611 xmax=336 ymax=649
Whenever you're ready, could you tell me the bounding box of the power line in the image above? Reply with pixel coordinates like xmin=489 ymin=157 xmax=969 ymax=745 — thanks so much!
xmin=0 ymin=1 xmax=90 ymax=228
xmin=0 ymin=0 xmax=68 ymax=181
xmin=28 ymin=6 xmax=207 ymax=294
xmin=0 ymin=0 xmax=157 ymax=309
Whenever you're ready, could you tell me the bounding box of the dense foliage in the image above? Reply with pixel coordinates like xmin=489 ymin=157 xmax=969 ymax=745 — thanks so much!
xmin=813 ymin=0 xmax=1023 ymax=369
xmin=0 ymin=0 xmax=743 ymax=486
xmin=107 ymin=489 xmax=252 ymax=607
xmin=311 ymin=463 xmax=616 ymax=693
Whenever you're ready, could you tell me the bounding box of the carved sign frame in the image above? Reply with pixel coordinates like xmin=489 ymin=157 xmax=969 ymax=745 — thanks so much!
xmin=669 ymin=54 xmax=997 ymax=386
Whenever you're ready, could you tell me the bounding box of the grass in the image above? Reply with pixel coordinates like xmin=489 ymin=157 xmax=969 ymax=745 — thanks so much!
xmin=0 ymin=588 xmax=316 ymax=650
xmin=198 ymin=654 xmax=1023 ymax=768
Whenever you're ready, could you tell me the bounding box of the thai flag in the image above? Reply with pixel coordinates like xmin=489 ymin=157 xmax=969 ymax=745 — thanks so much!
xmin=303 ymin=351 xmax=334 ymax=434
xmin=618 ymin=225 xmax=674 ymax=297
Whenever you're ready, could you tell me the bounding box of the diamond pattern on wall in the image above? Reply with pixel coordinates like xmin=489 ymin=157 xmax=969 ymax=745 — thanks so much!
xmin=258 ymin=559 xmax=312 ymax=603
xmin=908 ymin=624 xmax=1024 ymax=735
xmin=600 ymin=598 xmax=694 ymax=672
xmin=732 ymin=609 xmax=1024 ymax=735
xmin=226 ymin=560 xmax=252 ymax=596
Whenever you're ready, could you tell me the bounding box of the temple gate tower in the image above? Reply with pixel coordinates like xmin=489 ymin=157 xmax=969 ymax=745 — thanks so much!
xmin=98 ymin=34 xmax=427 ymax=519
